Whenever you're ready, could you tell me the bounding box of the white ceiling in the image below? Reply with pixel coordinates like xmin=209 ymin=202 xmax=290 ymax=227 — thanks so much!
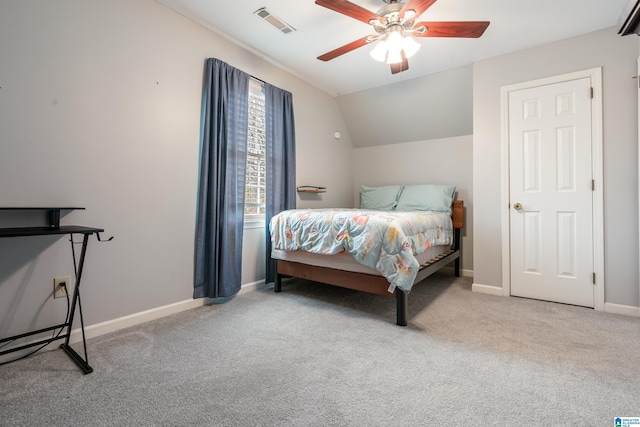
xmin=156 ymin=0 xmax=632 ymax=96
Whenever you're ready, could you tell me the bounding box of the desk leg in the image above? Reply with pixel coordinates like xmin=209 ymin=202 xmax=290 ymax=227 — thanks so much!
xmin=59 ymin=234 xmax=93 ymax=374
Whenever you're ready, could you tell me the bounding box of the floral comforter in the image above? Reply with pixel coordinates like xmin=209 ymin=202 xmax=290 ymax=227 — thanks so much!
xmin=269 ymin=209 xmax=453 ymax=293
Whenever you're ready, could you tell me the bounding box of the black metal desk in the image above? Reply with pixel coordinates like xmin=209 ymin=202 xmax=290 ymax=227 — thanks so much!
xmin=0 ymin=208 xmax=106 ymax=374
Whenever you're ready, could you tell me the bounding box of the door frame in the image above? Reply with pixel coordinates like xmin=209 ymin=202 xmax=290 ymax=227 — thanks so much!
xmin=500 ymin=67 xmax=605 ymax=311
xmin=637 ymin=57 xmax=640 ymax=312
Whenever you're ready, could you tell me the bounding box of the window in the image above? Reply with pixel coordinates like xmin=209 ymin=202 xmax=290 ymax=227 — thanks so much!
xmin=245 ymin=79 xmax=266 ymax=222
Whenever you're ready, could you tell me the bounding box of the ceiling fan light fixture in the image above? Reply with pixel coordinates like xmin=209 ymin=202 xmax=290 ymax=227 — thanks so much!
xmin=370 ymin=25 xmax=420 ymax=65
xmin=386 ymin=27 xmax=404 ymax=51
xmin=385 ymin=47 xmax=403 ymax=64
xmin=384 ymin=28 xmax=404 ymax=64
xmin=401 ymin=35 xmax=420 ymax=58
xmin=369 ymin=39 xmax=388 ymax=62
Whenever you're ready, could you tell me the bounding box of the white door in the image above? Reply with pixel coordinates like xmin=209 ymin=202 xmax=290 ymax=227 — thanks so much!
xmin=508 ymin=77 xmax=594 ymax=307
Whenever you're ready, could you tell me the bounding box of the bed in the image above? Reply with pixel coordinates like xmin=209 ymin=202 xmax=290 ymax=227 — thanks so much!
xmin=269 ymin=184 xmax=464 ymax=326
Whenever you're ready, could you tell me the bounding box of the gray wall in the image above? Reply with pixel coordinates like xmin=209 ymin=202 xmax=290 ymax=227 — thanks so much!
xmin=336 ymin=65 xmax=473 ymax=148
xmin=473 ymin=27 xmax=639 ymax=307
xmin=353 ymin=135 xmax=474 ymax=272
xmin=0 ymin=0 xmax=354 ymax=346
xmin=1 ymin=1 xmax=638 ymax=356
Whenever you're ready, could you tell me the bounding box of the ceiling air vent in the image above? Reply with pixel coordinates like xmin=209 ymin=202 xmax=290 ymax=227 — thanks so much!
xmin=254 ymin=7 xmax=296 ymax=35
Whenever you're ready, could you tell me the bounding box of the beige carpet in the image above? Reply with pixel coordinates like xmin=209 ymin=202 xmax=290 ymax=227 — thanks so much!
xmin=1 ymin=273 xmax=638 ymax=426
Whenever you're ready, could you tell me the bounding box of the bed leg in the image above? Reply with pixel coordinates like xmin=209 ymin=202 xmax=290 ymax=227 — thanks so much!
xmin=396 ymin=290 xmax=408 ymax=326
xmin=454 ymin=258 xmax=461 ymax=277
xmin=274 ymin=273 xmax=282 ymax=293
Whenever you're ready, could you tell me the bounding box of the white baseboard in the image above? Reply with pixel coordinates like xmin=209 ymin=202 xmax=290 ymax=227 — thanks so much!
xmin=438 ymin=266 xmax=474 ymax=278
xmin=71 ymin=299 xmax=208 ymax=344
xmin=471 ymin=282 xmax=504 ymax=296
xmin=238 ymin=279 xmax=267 ymax=294
xmin=604 ymin=302 xmax=640 ymax=317
xmin=469 ymin=286 xmax=640 ymax=318
xmin=67 ymin=279 xmax=267 ymax=345
xmin=6 ymin=278 xmax=636 ymax=365
xmin=0 ymin=297 xmax=211 ymax=363
xmin=1 ymin=280 xmax=270 ymax=362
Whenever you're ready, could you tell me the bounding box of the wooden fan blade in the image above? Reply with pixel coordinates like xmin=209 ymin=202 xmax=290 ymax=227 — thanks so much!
xmin=317 ymin=36 xmax=372 ymax=61
xmin=315 ymin=0 xmax=379 ymax=25
xmin=413 ymin=21 xmax=490 ymax=38
xmin=401 ymin=0 xmax=437 ymax=19
xmin=390 ymin=53 xmax=409 ymax=74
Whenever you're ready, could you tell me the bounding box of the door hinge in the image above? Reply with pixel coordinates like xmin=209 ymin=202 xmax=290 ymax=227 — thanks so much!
xmin=592 ymin=179 xmax=595 ymax=191
xmin=590 ymin=87 xmax=594 ymax=99
xmin=593 ymin=272 xmax=596 ymax=284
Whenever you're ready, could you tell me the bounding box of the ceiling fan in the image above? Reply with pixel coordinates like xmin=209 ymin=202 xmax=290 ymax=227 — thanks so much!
xmin=315 ymin=0 xmax=490 ymax=74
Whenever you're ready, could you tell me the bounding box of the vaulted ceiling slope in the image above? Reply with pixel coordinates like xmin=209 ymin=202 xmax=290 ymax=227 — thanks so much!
xmin=156 ymin=0 xmax=631 ymax=96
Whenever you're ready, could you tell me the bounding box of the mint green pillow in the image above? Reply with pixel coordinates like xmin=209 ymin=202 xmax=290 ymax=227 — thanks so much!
xmin=395 ymin=184 xmax=456 ymax=214
xmin=360 ymin=185 xmax=403 ymax=210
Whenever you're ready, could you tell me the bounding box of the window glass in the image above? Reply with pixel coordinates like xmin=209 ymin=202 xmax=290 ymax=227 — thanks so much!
xmin=245 ymin=79 xmax=266 ymax=222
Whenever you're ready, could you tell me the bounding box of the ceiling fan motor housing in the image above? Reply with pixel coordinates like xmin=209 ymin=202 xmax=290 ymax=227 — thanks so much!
xmin=373 ymin=3 xmax=416 ymax=32
xmin=376 ymin=3 xmax=404 ymax=22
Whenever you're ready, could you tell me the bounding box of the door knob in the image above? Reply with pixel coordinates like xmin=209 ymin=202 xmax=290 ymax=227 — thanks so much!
xmin=513 ymin=202 xmax=522 ymax=210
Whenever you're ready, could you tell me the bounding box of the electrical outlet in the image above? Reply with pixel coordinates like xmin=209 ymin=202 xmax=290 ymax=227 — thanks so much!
xmin=53 ymin=276 xmax=71 ymax=299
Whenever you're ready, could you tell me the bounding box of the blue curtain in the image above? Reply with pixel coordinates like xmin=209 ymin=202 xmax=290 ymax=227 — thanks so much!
xmin=194 ymin=59 xmax=250 ymax=299
xmin=264 ymin=83 xmax=297 ymax=284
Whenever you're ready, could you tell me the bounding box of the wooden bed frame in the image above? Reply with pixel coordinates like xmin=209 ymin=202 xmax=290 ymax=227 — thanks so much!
xmin=274 ymin=200 xmax=464 ymax=326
